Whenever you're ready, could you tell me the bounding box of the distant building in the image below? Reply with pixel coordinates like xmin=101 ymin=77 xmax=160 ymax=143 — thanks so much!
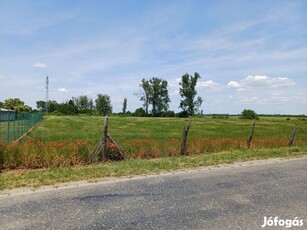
xmin=0 ymin=108 xmax=15 ymax=121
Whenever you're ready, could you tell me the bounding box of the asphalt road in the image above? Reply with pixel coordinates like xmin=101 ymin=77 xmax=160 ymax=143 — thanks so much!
xmin=0 ymin=157 xmax=306 ymax=230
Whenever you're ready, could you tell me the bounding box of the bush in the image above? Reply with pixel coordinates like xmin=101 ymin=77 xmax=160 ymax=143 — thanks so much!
xmin=161 ymin=111 xmax=175 ymax=117
xmin=176 ymin=111 xmax=189 ymax=118
xmin=51 ymin=110 xmax=65 ymax=116
xmin=106 ymin=142 xmax=124 ymax=161
xmin=240 ymin=109 xmax=258 ymax=120
xmin=133 ymin=107 xmax=146 ymax=117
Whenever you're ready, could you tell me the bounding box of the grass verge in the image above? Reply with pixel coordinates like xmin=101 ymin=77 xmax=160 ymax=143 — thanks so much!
xmin=1 ymin=146 xmax=306 ymax=191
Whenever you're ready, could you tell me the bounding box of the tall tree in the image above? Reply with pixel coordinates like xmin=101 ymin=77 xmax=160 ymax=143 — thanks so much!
xmin=79 ymin=95 xmax=89 ymax=109
xmin=95 ymin=94 xmax=112 ymax=116
xmin=139 ymin=79 xmax=151 ymax=115
xmin=77 ymin=95 xmax=90 ymax=113
xmin=149 ymin=77 xmax=170 ymax=116
xmin=36 ymin=100 xmax=46 ymax=112
xmin=89 ymin=98 xmax=94 ymax=114
xmin=122 ymin=97 xmax=127 ymax=114
xmin=139 ymin=77 xmax=170 ymax=116
xmin=179 ymin=73 xmax=203 ymax=116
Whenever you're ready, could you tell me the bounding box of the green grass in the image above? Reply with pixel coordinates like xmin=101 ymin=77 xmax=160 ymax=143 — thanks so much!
xmin=25 ymin=115 xmax=307 ymax=144
xmin=1 ymin=115 xmax=307 ymax=190
xmin=24 ymin=115 xmax=307 ymax=158
xmin=1 ymin=146 xmax=306 ymax=191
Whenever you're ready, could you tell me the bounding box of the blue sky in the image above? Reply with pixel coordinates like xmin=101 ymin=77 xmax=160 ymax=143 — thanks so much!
xmin=0 ymin=0 xmax=306 ymax=114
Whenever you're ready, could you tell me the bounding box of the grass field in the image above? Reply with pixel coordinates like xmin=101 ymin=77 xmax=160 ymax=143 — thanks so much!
xmin=1 ymin=115 xmax=307 ymax=190
xmin=21 ymin=115 xmax=307 ymax=159
xmin=26 ymin=115 xmax=307 ymax=143
xmin=26 ymin=115 xmax=307 ymax=155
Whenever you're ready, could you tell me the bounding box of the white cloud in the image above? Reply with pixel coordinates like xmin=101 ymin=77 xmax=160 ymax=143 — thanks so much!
xmin=32 ymin=62 xmax=48 ymax=68
xmin=227 ymin=81 xmax=240 ymax=88
xmin=57 ymin=88 xmax=68 ymax=93
xmin=198 ymin=80 xmax=223 ymax=91
xmin=0 ymin=75 xmax=7 ymax=80
xmin=227 ymin=75 xmax=296 ymax=91
xmin=242 ymin=75 xmax=295 ymax=88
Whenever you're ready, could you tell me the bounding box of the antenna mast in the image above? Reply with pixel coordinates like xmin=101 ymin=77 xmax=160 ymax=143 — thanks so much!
xmin=45 ymin=75 xmax=49 ymax=113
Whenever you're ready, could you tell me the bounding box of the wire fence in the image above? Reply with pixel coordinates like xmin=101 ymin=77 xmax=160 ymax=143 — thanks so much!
xmin=0 ymin=109 xmax=43 ymax=143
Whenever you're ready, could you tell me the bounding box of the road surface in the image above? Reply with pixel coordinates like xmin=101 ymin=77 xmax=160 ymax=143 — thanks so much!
xmin=0 ymin=157 xmax=306 ymax=229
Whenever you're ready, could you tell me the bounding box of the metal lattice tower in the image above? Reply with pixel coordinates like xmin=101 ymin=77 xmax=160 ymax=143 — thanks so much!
xmin=45 ymin=75 xmax=49 ymax=113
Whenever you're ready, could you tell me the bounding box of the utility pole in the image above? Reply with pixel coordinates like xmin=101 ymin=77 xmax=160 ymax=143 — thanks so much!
xmin=46 ymin=75 xmax=49 ymax=113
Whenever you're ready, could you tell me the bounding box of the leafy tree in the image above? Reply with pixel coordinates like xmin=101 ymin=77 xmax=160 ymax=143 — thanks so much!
xmin=49 ymin=100 xmax=58 ymax=113
xmin=56 ymin=100 xmax=79 ymax=115
xmin=122 ymin=97 xmax=127 ymax=114
xmin=139 ymin=77 xmax=170 ymax=116
xmin=0 ymin=101 xmax=3 ymax=108
xmin=95 ymin=94 xmax=112 ymax=116
xmin=89 ymin=98 xmax=94 ymax=114
xmin=77 ymin=95 xmax=90 ymax=113
xmin=150 ymin=77 xmax=170 ymax=116
xmin=138 ymin=79 xmax=151 ymax=115
xmin=36 ymin=100 xmax=46 ymax=112
xmin=179 ymin=73 xmax=203 ymax=116
xmin=133 ymin=107 xmax=146 ymax=117
xmin=240 ymin=109 xmax=258 ymax=120
xmin=3 ymin=98 xmax=32 ymax=112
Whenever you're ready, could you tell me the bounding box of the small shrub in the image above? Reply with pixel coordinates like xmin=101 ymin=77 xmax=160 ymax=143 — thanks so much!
xmin=106 ymin=142 xmax=124 ymax=161
xmin=161 ymin=111 xmax=175 ymax=117
xmin=176 ymin=111 xmax=189 ymax=118
xmin=51 ymin=110 xmax=65 ymax=116
xmin=133 ymin=107 xmax=146 ymax=117
xmin=240 ymin=109 xmax=258 ymax=120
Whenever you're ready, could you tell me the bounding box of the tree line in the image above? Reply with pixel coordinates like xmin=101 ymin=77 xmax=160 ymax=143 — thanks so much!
xmin=0 ymin=72 xmax=204 ymax=117
xmin=133 ymin=72 xmax=203 ymax=117
xmin=36 ymin=94 xmax=112 ymax=116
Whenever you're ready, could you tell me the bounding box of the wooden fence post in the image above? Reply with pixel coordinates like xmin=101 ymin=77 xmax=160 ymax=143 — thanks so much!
xmin=99 ymin=116 xmax=109 ymax=161
xmin=288 ymin=126 xmax=297 ymax=147
xmin=180 ymin=116 xmax=192 ymax=155
xmin=247 ymin=122 xmax=255 ymax=149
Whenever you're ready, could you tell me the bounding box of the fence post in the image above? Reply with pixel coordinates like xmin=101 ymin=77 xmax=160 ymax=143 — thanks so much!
xmin=99 ymin=116 xmax=109 ymax=161
xmin=13 ymin=111 xmax=16 ymax=140
xmin=288 ymin=126 xmax=297 ymax=147
xmin=7 ymin=111 xmax=10 ymax=142
xmin=247 ymin=122 xmax=255 ymax=149
xmin=180 ymin=116 xmax=192 ymax=155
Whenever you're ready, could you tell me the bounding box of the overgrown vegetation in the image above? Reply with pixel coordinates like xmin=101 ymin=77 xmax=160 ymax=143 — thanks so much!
xmin=1 ymin=115 xmax=307 ymax=171
xmin=1 ymin=147 xmax=306 ymax=191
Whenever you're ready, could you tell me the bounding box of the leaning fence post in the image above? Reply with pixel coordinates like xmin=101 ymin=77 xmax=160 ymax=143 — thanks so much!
xmin=247 ymin=122 xmax=255 ymax=149
xmin=180 ymin=116 xmax=192 ymax=155
xmin=288 ymin=126 xmax=297 ymax=147
xmin=99 ymin=116 xmax=109 ymax=161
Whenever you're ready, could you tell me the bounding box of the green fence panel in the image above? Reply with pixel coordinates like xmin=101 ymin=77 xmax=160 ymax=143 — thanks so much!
xmin=0 ymin=109 xmax=43 ymax=142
